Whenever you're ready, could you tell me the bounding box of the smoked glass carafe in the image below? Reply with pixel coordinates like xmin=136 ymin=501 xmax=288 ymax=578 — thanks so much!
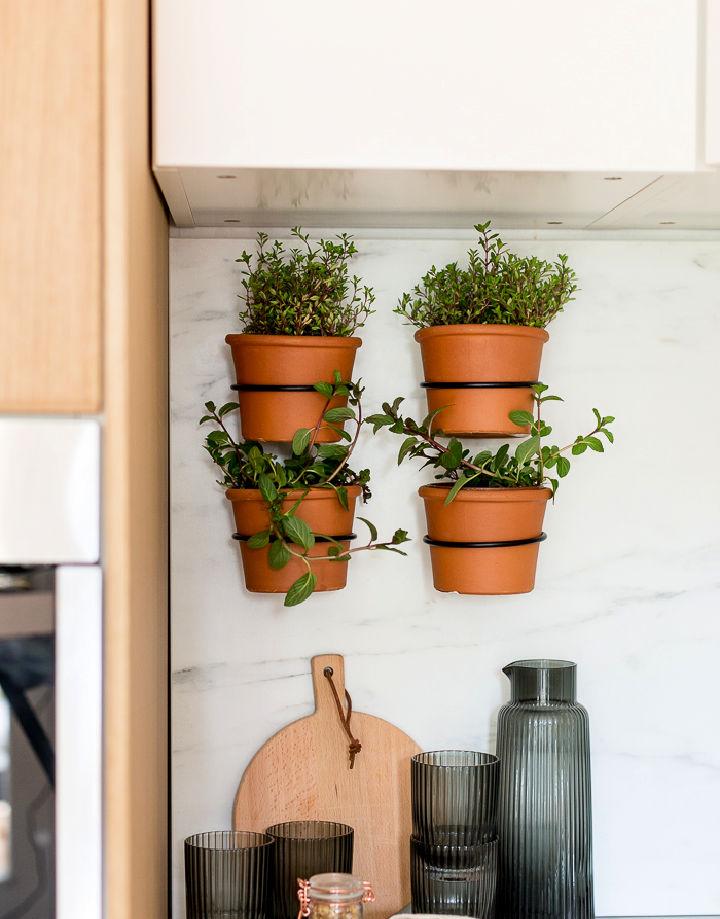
xmin=496 ymin=660 xmax=594 ymax=919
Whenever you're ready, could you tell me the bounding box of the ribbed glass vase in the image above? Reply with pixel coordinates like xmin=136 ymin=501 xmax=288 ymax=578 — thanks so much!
xmin=496 ymin=660 xmax=594 ymax=919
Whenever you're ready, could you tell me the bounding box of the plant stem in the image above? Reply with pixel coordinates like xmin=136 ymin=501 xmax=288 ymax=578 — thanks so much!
xmin=325 ymin=400 xmax=363 ymax=486
xmin=535 ymin=395 xmax=544 ymax=486
xmin=406 ymin=421 xmax=517 ymax=486
xmin=213 ymin=409 xmax=244 ymax=482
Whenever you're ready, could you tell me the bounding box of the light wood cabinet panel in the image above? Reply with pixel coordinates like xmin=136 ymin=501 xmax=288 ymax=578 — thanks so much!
xmin=0 ymin=0 xmax=102 ymax=412
xmin=102 ymin=0 xmax=169 ymax=917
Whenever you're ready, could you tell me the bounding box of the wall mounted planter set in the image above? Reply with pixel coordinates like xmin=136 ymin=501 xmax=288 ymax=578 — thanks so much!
xmin=201 ymin=224 xmax=613 ymax=604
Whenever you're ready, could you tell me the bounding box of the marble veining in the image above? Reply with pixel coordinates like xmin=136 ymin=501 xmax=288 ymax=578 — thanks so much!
xmin=171 ymin=234 xmax=720 ymax=917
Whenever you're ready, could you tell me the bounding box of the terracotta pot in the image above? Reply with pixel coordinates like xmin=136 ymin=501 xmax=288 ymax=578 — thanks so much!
xmin=225 ymin=334 xmax=362 ymax=443
xmin=415 ymin=325 xmax=549 ymax=436
xmin=419 ymin=484 xmax=552 ymax=595
xmin=226 ymin=485 xmax=361 ymax=593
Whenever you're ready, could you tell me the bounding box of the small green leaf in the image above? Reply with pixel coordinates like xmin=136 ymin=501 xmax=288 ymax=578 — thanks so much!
xmin=336 ymin=486 xmax=349 ymax=510
xmin=391 ymin=528 xmax=410 ymax=545
xmin=313 ymin=381 xmax=334 ymax=397
xmin=515 ymin=435 xmax=540 ymax=465
xmin=492 ymin=444 xmax=510 ymax=472
xmin=283 ymin=515 xmax=314 ymax=551
xmin=291 ymin=428 xmax=312 ymax=455
xmin=473 ymin=450 xmax=493 ymax=466
xmin=600 ymin=428 xmax=615 ymax=443
xmin=328 ymin=425 xmax=352 ymax=442
xmin=508 ymin=410 xmax=534 ymax=426
xmin=421 ymin=407 xmax=445 ymax=430
xmin=439 ymin=438 xmax=463 ymax=471
xmin=324 ymin=406 xmax=355 ymax=423
xmin=357 ymin=516 xmax=378 ymax=542
xmin=539 ymin=395 xmax=563 ymax=403
xmin=532 ymin=383 xmax=549 ymax=395
xmin=585 ymin=436 xmax=604 ymax=452
xmin=199 ymin=414 xmax=213 ymax=425
xmin=365 ymin=413 xmax=394 ymax=433
xmin=284 ymin=571 xmax=317 ymax=607
xmin=218 ymin=401 xmax=239 ymax=417
xmin=317 ymin=444 xmax=348 ymax=460
xmin=268 ymin=539 xmax=291 ymax=570
xmin=571 ymin=442 xmax=588 ymax=456
xmin=556 ymin=456 xmax=571 ymax=478
xmin=258 ymin=474 xmax=278 ymax=504
xmin=445 ymin=473 xmax=474 ymax=504
xmin=397 ymin=436 xmax=418 ymax=465
xmin=374 ymin=545 xmax=408 ymax=556
xmin=247 ymin=531 xmax=270 ymax=549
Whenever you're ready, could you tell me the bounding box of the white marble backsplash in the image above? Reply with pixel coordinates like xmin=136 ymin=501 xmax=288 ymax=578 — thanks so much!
xmin=171 ymin=233 xmax=720 ymax=917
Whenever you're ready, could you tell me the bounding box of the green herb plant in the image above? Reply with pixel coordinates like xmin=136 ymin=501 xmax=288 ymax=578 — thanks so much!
xmin=236 ymin=228 xmax=375 ymax=336
xmin=367 ymin=384 xmax=614 ymax=502
xmin=201 ymin=375 xmax=409 ymax=607
xmin=395 ymin=221 xmax=577 ymax=329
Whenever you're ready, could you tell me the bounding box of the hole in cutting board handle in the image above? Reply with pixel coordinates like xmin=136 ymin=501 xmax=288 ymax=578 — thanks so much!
xmin=324 ymin=666 xmax=334 ymax=677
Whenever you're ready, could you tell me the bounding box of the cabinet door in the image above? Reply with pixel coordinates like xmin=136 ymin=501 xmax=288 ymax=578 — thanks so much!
xmin=0 ymin=0 xmax=102 ymax=413
xmin=154 ymin=0 xmax=699 ymax=174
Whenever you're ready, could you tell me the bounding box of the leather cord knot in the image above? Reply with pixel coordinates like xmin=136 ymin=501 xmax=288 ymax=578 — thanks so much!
xmin=323 ymin=666 xmax=362 ymax=769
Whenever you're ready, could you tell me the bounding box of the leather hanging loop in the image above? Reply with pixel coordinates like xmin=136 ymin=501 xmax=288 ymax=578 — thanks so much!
xmin=323 ymin=666 xmax=362 ymax=769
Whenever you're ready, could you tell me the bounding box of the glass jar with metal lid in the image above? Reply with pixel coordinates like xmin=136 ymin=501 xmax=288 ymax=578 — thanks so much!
xmin=297 ymin=873 xmax=374 ymax=919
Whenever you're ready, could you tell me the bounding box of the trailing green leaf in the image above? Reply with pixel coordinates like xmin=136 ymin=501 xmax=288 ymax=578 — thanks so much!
xmin=247 ymin=531 xmax=270 ymax=549
xmin=282 ymin=515 xmax=315 ymax=551
xmin=284 ymin=572 xmax=317 ymax=607
xmin=268 ymin=539 xmax=291 ymax=570
xmin=291 ymin=428 xmax=313 ymax=456
xmin=509 ymin=410 xmax=535 ymax=426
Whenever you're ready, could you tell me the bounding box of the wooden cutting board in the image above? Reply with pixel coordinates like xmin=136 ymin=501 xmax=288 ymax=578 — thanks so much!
xmin=233 ymin=653 xmax=420 ymax=919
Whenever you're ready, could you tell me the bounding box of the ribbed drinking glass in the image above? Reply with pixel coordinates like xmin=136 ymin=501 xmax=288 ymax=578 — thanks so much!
xmin=184 ymin=830 xmax=273 ymax=919
xmin=496 ymin=659 xmax=594 ymax=919
xmin=410 ymin=836 xmax=497 ymax=917
xmin=411 ymin=750 xmax=499 ymax=845
xmin=265 ymin=820 xmax=353 ymax=919
xmin=411 ymin=750 xmax=499 ymax=918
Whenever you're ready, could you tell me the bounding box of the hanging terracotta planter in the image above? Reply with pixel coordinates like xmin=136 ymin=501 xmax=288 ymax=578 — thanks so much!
xmin=225 ymin=334 xmax=362 ymax=443
xmin=227 ymin=485 xmax=361 ymax=593
xmin=419 ymin=484 xmax=552 ymax=595
xmin=416 ymin=325 xmax=549 ymax=436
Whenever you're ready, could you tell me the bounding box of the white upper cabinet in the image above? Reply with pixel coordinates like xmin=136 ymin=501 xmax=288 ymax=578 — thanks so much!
xmin=155 ymin=0 xmax=701 ymax=171
xmin=153 ymin=0 xmax=719 ymax=227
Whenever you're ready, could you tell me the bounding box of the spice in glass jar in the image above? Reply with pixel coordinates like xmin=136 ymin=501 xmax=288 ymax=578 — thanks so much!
xmin=297 ymin=873 xmax=374 ymax=919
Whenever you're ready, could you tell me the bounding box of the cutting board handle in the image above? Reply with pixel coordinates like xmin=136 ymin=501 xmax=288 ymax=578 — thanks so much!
xmin=311 ymin=653 xmax=346 ymax=713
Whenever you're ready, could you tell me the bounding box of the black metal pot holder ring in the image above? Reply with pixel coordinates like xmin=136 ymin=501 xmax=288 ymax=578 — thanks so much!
xmin=420 ymin=380 xmax=539 ymax=390
xmin=233 ymin=533 xmax=357 ymax=543
xmin=423 ymin=533 xmax=547 ymax=549
xmin=231 ymin=383 xmax=319 ymax=392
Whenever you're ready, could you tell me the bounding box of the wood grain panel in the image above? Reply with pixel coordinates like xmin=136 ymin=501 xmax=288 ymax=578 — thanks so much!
xmin=102 ymin=0 xmax=169 ymax=917
xmin=0 ymin=0 xmax=102 ymax=412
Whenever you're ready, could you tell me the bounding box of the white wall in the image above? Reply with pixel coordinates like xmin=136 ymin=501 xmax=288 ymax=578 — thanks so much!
xmin=170 ymin=231 xmax=720 ymax=917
